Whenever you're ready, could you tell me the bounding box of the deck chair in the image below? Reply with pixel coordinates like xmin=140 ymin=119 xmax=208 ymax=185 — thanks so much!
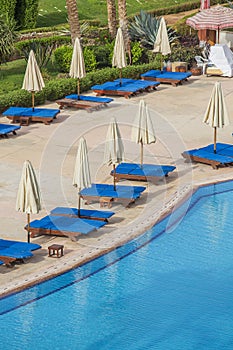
xmin=194 ymin=56 xmax=209 ymax=75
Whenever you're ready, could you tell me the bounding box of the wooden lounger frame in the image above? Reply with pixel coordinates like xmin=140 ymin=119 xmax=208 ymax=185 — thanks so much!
xmin=56 ymin=98 xmax=108 ymax=112
xmin=113 ymin=172 xmax=168 ymax=183
xmin=92 ymin=83 xmax=158 ymax=99
xmin=28 ymin=226 xmax=86 ymax=238
xmin=7 ymin=113 xmax=59 ymax=125
xmin=81 ymin=194 xmax=137 ymax=208
xmin=0 ymin=255 xmax=17 ymax=267
xmin=142 ymin=76 xmax=189 ymax=87
xmin=182 ymin=152 xmax=233 ymax=169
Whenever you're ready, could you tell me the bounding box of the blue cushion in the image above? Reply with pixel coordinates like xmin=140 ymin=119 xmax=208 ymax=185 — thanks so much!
xmin=3 ymin=107 xmax=60 ymax=118
xmin=0 ymin=124 xmax=21 ymax=135
xmin=184 ymin=147 xmax=233 ymax=164
xmin=0 ymin=239 xmax=40 ymax=251
xmin=29 ymin=215 xmax=106 ymax=235
xmin=114 ymin=163 xmax=176 ymax=177
xmin=65 ymin=94 xmax=113 ymax=103
xmin=50 ymin=207 xmax=115 ymax=219
xmin=80 ymin=183 xmax=146 ymax=199
xmin=141 ymin=70 xmax=192 ymax=80
xmin=0 ymin=247 xmax=32 ymax=259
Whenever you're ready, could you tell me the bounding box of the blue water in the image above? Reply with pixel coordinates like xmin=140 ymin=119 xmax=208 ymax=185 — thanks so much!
xmin=1 ymin=181 xmax=233 ymax=350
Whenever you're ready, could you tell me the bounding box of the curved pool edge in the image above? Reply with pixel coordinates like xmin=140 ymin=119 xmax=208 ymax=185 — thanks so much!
xmin=0 ymin=177 xmax=232 ymax=299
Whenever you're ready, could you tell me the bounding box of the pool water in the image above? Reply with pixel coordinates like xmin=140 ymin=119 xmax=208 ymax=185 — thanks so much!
xmin=1 ymin=181 xmax=233 ymax=349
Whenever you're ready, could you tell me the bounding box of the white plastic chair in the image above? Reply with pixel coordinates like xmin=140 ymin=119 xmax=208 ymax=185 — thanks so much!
xmin=194 ymin=56 xmax=209 ymax=74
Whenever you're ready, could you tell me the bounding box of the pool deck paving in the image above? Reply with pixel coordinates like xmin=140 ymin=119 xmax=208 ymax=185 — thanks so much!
xmin=0 ymin=74 xmax=233 ymax=297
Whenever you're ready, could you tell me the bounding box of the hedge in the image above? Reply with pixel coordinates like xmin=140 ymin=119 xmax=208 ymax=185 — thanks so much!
xmin=0 ymin=62 xmax=161 ymax=113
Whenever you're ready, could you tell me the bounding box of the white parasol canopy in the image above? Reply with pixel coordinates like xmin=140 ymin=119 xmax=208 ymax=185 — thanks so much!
xmin=112 ymin=27 xmax=127 ymax=84
xmin=69 ymin=37 xmax=86 ymax=96
xmin=22 ymin=50 xmax=45 ymax=110
xmin=104 ymin=117 xmax=124 ymax=189
xmin=73 ymin=137 xmax=91 ymax=215
xmin=203 ymin=81 xmax=229 ymax=153
xmin=131 ymin=100 xmax=156 ymax=165
xmin=16 ymin=160 xmax=42 ymax=242
xmin=153 ymin=17 xmax=171 ymax=56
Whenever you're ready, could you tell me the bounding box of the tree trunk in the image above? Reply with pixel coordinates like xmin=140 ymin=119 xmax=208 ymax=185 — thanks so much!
xmin=66 ymin=0 xmax=81 ymax=43
xmin=106 ymin=0 xmax=117 ymax=38
xmin=118 ymin=0 xmax=131 ymax=63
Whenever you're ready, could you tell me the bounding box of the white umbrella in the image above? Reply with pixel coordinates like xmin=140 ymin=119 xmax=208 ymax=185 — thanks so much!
xmin=16 ymin=160 xmax=42 ymax=242
xmin=203 ymin=82 xmax=229 ymax=153
xmin=69 ymin=37 xmax=86 ymax=98
xmin=22 ymin=50 xmax=45 ymax=111
xmin=104 ymin=117 xmax=124 ymax=189
xmin=73 ymin=137 xmax=91 ymax=216
xmin=153 ymin=17 xmax=171 ymax=70
xmin=112 ymin=27 xmax=127 ymax=85
xmin=131 ymin=100 xmax=156 ymax=166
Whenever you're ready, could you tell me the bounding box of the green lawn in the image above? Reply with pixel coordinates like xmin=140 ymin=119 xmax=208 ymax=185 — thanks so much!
xmin=38 ymin=0 xmax=195 ymax=27
xmin=0 ymin=60 xmax=59 ymax=96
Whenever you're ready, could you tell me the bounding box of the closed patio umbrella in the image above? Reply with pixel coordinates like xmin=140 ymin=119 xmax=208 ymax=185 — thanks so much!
xmin=131 ymin=100 xmax=156 ymax=166
xmin=22 ymin=50 xmax=45 ymax=111
xmin=73 ymin=137 xmax=91 ymax=216
xmin=153 ymin=17 xmax=171 ymax=70
xmin=186 ymin=6 xmax=233 ymax=43
xmin=69 ymin=37 xmax=86 ymax=98
xmin=112 ymin=27 xmax=127 ymax=85
xmin=203 ymin=81 xmax=229 ymax=153
xmin=16 ymin=160 xmax=42 ymax=243
xmin=104 ymin=118 xmax=124 ymax=190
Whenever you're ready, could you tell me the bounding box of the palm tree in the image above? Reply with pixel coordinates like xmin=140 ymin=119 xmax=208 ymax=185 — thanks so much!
xmin=118 ymin=0 xmax=131 ymax=63
xmin=0 ymin=18 xmax=16 ymax=65
xmin=66 ymin=0 xmax=81 ymax=43
xmin=106 ymin=0 xmax=117 ymax=38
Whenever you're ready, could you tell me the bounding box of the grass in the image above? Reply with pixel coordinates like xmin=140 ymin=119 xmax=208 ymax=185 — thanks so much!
xmin=37 ymin=0 xmax=196 ymax=27
xmin=0 ymin=60 xmax=59 ymax=96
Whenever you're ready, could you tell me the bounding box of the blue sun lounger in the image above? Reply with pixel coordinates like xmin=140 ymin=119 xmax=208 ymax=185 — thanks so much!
xmin=0 ymin=239 xmax=41 ymax=266
xmin=50 ymin=207 xmax=115 ymax=222
xmin=80 ymin=183 xmax=146 ymax=207
xmin=65 ymin=94 xmax=113 ymax=104
xmin=0 ymin=124 xmax=21 ymax=137
xmin=3 ymin=107 xmax=60 ymax=125
xmin=91 ymin=79 xmax=159 ymax=98
xmin=28 ymin=215 xmax=106 ymax=238
xmin=182 ymin=143 xmax=233 ymax=169
xmin=111 ymin=163 xmax=176 ymax=182
xmin=141 ymin=70 xmax=192 ymax=86
xmin=56 ymin=94 xmax=114 ymax=111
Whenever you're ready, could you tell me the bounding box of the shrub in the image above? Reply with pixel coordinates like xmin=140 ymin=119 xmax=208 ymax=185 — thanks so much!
xmin=0 ymin=62 xmax=162 ymax=113
xmin=91 ymin=45 xmax=112 ymax=69
xmin=167 ymin=44 xmax=202 ymax=68
xmin=53 ymin=45 xmax=73 ymax=72
xmin=83 ymin=47 xmax=97 ymax=71
xmin=131 ymin=42 xmax=145 ymax=65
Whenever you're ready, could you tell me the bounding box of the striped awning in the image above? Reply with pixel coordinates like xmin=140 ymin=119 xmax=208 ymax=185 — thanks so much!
xmin=186 ymin=6 xmax=233 ymax=31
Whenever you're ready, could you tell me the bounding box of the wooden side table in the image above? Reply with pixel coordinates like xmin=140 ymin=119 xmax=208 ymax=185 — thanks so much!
xmin=48 ymin=244 xmax=64 ymax=258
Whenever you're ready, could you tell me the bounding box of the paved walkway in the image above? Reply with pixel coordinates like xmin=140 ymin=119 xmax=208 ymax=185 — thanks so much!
xmin=0 ymin=74 xmax=233 ymax=296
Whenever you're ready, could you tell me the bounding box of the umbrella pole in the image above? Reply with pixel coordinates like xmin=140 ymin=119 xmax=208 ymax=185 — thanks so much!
xmin=27 ymin=213 xmax=30 ymax=243
xmin=140 ymin=141 xmax=143 ymax=167
xmin=78 ymin=191 xmax=81 ymax=218
xmin=32 ymin=91 xmax=35 ymax=112
xmin=214 ymin=127 xmax=217 ymax=154
xmin=77 ymin=78 xmax=80 ymax=99
xmin=113 ymin=164 xmax=116 ymax=191
xmin=217 ymin=28 xmax=220 ymax=44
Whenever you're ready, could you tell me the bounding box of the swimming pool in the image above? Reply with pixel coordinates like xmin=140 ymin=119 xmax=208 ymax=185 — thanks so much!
xmin=1 ymin=180 xmax=233 ymax=349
